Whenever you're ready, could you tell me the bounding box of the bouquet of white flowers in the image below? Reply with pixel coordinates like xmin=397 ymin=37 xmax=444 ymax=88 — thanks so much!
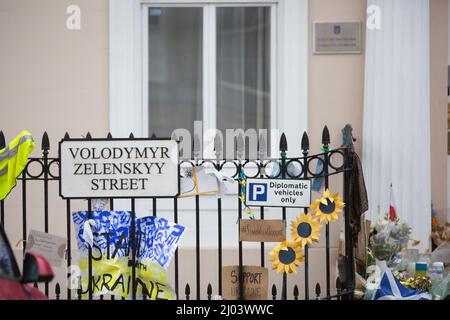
xmin=368 ymin=213 xmax=412 ymax=263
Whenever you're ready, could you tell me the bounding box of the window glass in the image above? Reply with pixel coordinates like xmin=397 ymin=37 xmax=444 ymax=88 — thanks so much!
xmin=148 ymin=7 xmax=203 ymax=137
xmin=216 ymin=7 xmax=271 ymax=133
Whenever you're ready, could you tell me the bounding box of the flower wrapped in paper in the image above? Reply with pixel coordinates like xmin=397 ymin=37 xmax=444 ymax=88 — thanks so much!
xmin=368 ymin=213 xmax=412 ymax=263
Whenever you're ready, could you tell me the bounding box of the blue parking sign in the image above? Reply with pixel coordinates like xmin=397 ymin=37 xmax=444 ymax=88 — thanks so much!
xmin=248 ymin=183 xmax=267 ymax=202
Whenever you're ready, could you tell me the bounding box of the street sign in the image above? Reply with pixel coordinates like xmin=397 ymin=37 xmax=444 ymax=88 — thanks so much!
xmin=245 ymin=178 xmax=311 ymax=208
xmin=59 ymin=138 xmax=179 ymax=199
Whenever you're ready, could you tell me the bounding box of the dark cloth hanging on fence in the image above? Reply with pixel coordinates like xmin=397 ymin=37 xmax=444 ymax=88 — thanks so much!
xmin=348 ymin=151 xmax=368 ymax=245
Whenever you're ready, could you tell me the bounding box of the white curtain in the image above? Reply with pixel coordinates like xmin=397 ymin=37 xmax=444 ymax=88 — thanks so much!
xmin=363 ymin=0 xmax=431 ymax=251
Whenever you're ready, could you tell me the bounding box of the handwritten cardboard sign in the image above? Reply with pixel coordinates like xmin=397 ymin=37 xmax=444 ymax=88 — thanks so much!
xmin=222 ymin=266 xmax=268 ymax=300
xmin=25 ymin=230 xmax=66 ymax=267
xmin=239 ymin=219 xmax=286 ymax=242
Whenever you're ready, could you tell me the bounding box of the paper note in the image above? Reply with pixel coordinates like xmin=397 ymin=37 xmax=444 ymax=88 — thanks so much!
xmin=25 ymin=230 xmax=66 ymax=267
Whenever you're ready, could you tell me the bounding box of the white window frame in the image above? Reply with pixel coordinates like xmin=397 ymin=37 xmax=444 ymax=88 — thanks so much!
xmin=110 ymin=0 xmax=308 ymax=156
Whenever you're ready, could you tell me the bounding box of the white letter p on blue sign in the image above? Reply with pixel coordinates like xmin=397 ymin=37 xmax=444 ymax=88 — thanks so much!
xmin=249 ymin=183 xmax=267 ymax=201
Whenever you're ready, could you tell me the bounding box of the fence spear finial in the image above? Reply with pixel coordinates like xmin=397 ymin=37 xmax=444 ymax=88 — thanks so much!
xmin=107 ymin=132 xmax=112 ymax=139
xmin=322 ymin=126 xmax=330 ymax=146
xmin=64 ymin=132 xmax=70 ymax=140
xmin=271 ymin=284 xmax=277 ymax=300
xmin=55 ymin=283 xmax=61 ymax=298
xmin=301 ymin=131 xmax=309 ymax=152
xmin=0 ymin=131 xmax=5 ymax=149
xmin=129 ymin=132 xmax=134 ymax=139
xmin=293 ymin=285 xmax=299 ymax=300
xmin=315 ymin=283 xmax=321 ymax=299
xmin=85 ymin=132 xmax=92 ymax=140
xmin=185 ymin=283 xmax=191 ymax=300
xmin=279 ymin=133 xmax=288 ymax=152
xmin=41 ymin=132 xmax=50 ymax=151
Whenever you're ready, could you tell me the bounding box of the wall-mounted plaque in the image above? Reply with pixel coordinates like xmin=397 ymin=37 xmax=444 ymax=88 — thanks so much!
xmin=313 ymin=21 xmax=361 ymax=54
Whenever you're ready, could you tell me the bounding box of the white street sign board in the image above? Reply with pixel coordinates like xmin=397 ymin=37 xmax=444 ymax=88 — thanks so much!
xmin=59 ymin=139 xmax=179 ymax=198
xmin=245 ymin=178 xmax=311 ymax=208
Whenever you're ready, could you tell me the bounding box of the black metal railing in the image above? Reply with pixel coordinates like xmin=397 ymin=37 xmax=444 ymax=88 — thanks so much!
xmin=0 ymin=125 xmax=356 ymax=300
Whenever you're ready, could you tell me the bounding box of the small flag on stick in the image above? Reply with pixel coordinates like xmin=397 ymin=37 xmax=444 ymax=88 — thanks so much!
xmin=389 ymin=183 xmax=397 ymax=221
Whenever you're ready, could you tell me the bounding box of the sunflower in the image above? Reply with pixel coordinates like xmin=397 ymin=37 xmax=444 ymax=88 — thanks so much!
xmin=291 ymin=213 xmax=322 ymax=247
xmin=270 ymin=240 xmax=304 ymax=274
xmin=310 ymin=189 xmax=345 ymax=224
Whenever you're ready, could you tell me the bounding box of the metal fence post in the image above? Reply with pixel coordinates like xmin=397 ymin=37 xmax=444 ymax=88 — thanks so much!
xmin=214 ymin=134 xmax=223 ymax=297
xmin=85 ymin=132 xmax=93 ymax=300
xmin=42 ymin=132 xmax=50 ymax=297
xmin=321 ymin=126 xmax=331 ymax=299
xmin=258 ymin=132 xmax=266 ymax=268
xmin=236 ymin=133 xmax=244 ymax=300
xmin=129 ymin=132 xmax=137 ymax=300
xmin=193 ymin=133 xmax=201 ymax=300
xmin=301 ymin=131 xmax=310 ymax=299
xmin=279 ymin=133 xmax=288 ymax=300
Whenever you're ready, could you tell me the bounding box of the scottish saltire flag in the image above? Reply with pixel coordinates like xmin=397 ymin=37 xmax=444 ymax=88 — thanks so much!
xmin=373 ymin=268 xmax=431 ymax=300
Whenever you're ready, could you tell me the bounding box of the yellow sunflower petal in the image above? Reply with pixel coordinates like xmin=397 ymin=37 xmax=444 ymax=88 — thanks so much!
xmin=277 ymin=264 xmax=285 ymax=273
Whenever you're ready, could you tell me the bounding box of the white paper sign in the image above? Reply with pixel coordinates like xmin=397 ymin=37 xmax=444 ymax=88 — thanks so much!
xmin=25 ymin=230 xmax=66 ymax=267
xmin=245 ymin=178 xmax=311 ymax=208
xmin=60 ymin=139 xmax=179 ymax=198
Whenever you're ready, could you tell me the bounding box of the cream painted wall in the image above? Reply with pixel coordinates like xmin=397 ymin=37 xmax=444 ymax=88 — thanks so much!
xmin=0 ymin=0 xmax=110 ymax=150
xmin=309 ymin=0 xmax=366 ymax=158
xmin=308 ymin=0 xmax=366 ymax=212
xmin=447 ymin=0 xmax=450 ymax=222
xmin=430 ymin=0 xmax=448 ymax=225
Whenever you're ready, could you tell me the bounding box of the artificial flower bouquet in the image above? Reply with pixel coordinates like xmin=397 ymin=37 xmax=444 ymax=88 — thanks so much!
xmin=368 ymin=213 xmax=411 ymax=264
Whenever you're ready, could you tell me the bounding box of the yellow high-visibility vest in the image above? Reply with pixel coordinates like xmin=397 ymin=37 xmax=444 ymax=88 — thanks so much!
xmin=0 ymin=131 xmax=35 ymax=200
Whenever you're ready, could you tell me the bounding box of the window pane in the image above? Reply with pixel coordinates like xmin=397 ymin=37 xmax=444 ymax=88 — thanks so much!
xmin=217 ymin=7 xmax=271 ymax=133
xmin=148 ymin=7 xmax=203 ymax=137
